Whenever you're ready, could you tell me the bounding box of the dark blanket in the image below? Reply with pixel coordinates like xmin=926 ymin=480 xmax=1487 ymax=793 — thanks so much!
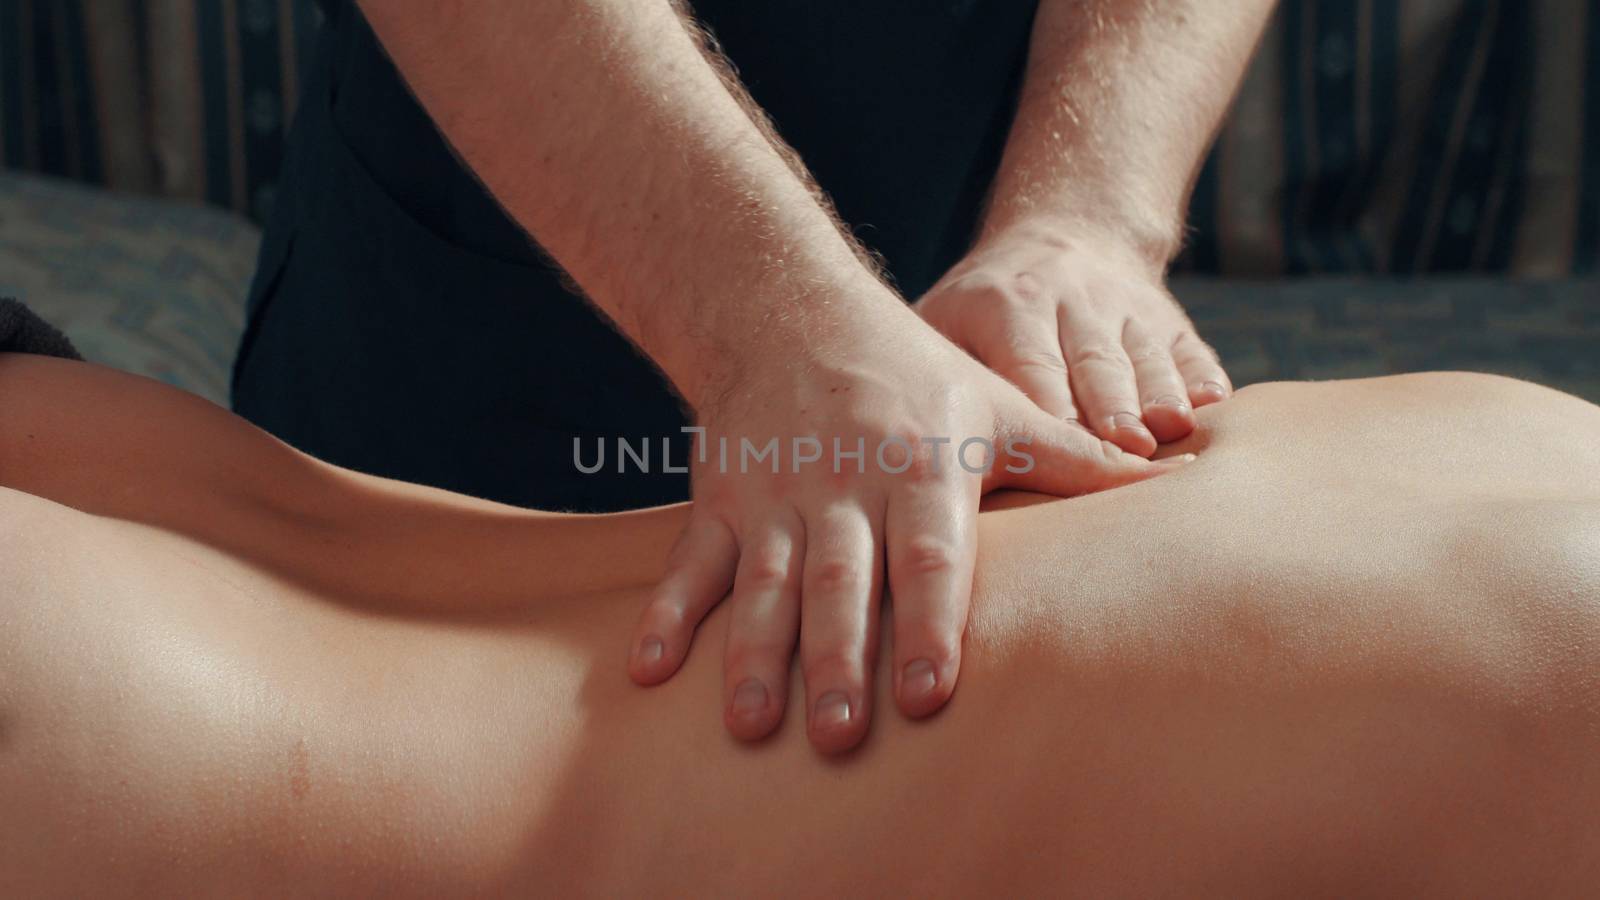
xmin=0 ymin=298 xmax=81 ymax=361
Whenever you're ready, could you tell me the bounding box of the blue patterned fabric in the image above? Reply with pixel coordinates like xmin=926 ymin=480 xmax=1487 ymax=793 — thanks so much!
xmin=0 ymin=171 xmax=260 ymax=403
xmin=0 ymin=0 xmax=322 ymax=220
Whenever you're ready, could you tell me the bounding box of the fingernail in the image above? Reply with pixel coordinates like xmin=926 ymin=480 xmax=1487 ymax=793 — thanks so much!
xmin=732 ymin=678 xmax=768 ymax=715
xmin=1156 ymin=452 xmax=1197 ymax=466
xmin=814 ymin=691 xmax=852 ymax=730
xmin=1110 ymin=412 xmax=1149 ymax=434
xmin=1150 ymin=394 xmax=1188 ymax=410
xmin=902 ymin=659 xmax=938 ymax=700
xmin=1198 ymin=380 xmax=1229 ymax=399
xmin=637 ymin=635 xmax=664 ymax=665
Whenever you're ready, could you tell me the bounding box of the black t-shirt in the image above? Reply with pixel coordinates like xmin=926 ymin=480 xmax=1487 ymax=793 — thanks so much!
xmin=312 ymin=0 xmax=1038 ymax=299
xmin=234 ymin=0 xmax=1038 ymax=511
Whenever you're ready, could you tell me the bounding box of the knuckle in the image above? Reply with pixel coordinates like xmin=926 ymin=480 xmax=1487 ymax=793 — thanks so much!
xmin=945 ymin=272 xmax=1009 ymax=306
xmin=1125 ymin=344 xmax=1171 ymax=366
xmin=1002 ymin=350 xmax=1069 ymax=377
xmin=897 ymin=454 xmax=935 ymax=483
xmin=955 ymin=273 xmax=1047 ymax=316
xmin=1067 ymin=344 xmax=1129 ymax=369
xmin=738 ymin=555 xmax=790 ymax=592
xmin=808 ymin=556 xmax=865 ymax=593
xmin=993 ymin=292 xmax=1042 ymax=321
xmin=895 ymin=448 xmax=951 ymax=484
xmin=896 ymin=534 xmax=959 ymax=577
xmin=1010 ymin=270 xmax=1048 ymax=302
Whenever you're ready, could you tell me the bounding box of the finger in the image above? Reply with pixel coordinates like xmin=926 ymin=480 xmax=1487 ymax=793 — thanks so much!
xmin=799 ymin=501 xmax=882 ymax=754
xmin=1123 ymin=319 xmax=1197 ymax=443
xmin=995 ymin=399 xmax=1192 ymax=497
xmin=967 ymin=313 xmax=1078 ymax=421
xmin=884 ymin=471 xmax=977 ymax=719
xmin=629 ymin=513 xmax=740 ymax=686
xmin=1171 ymin=330 xmax=1232 ymax=408
xmin=1059 ymin=313 xmax=1156 ymax=456
xmin=722 ymin=512 xmax=805 ymax=741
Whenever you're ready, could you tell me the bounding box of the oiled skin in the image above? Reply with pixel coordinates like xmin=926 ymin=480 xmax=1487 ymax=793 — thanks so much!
xmin=0 ymin=354 xmax=1597 ymax=896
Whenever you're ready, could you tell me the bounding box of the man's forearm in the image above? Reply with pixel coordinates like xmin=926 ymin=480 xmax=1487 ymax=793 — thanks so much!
xmin=358 ymin=0 xmax=899 ymax=408
xmin=982 ymin=0 xmax=1275 ymax=266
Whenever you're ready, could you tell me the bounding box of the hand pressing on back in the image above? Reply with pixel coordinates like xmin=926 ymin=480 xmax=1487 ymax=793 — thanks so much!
xmin=628 ymin=299 xmax=1187 ymax=753
xmin=916 ymin=223 xmax=1231 ymax=457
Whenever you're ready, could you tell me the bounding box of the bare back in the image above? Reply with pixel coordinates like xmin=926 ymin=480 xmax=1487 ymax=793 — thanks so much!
xmin=0 ymin=356 xmax=1597 ymax=896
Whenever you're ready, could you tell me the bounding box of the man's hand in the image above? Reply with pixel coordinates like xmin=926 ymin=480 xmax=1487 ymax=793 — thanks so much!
xmin=916 ymin=223 xmax=1230 ymax=456
xmin=358 ymin=0 xmax=1227 ymax=755
xmin=917 ymin=0 xmax=1274 ymax=449
xmin=627 ymin=300 xmax=1185 ymax=753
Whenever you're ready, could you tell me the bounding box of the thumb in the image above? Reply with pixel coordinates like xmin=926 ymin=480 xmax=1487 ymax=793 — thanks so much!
xmin=991 ymin=401 xmax=1189 ymax=497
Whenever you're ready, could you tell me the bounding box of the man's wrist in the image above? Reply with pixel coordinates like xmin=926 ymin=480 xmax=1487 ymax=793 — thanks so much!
xmin=976 ymin=209 xmax=1180 ymax=277
xmin=653 ymin=267 xmax=911 ymax=417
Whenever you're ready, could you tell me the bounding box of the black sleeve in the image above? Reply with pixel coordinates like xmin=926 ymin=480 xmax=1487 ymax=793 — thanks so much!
xmin=0 ymin=298 xmax=83 ymax=361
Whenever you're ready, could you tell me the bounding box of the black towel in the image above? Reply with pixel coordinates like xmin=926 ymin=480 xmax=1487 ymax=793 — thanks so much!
xmin=0 ymin=297 xmax=82 ymax=361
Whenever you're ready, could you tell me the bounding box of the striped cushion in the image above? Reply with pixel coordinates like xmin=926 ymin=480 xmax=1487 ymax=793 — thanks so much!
xmin=1 ymin=0 xmax=1596 ymax=276
xmin=0 ymin=0 xmax=320 ymax=222
xmin=1177 ymin=0 xmax=1600 ymax=276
